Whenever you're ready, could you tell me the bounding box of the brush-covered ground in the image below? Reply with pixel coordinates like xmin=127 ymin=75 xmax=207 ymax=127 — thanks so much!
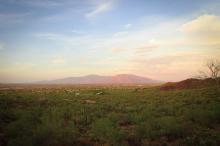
xmin=0 ymin=84 xmax=220 ymax=146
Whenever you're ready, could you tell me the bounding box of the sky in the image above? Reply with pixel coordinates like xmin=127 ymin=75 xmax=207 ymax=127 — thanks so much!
xmin=0 ymin=0 xmax=220 ymax=83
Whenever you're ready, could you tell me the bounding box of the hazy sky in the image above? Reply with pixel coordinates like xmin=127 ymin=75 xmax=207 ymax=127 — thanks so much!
xmin=0 ymin=0 xmax=220 ymax=83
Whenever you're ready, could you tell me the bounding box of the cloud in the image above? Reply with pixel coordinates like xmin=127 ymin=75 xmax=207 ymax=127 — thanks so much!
xmin=134 ymin=44 xmax=158 ymax=54
xmin=124 ymin=23 xmax=132 ymax=29
xmin=34 ymin=33 xmax=62 ymax=40
xmin=33 ymin=14 xmax=220 ymax=81
xmin=111 ymin=48 xmax=126 ymax=53
xmin=111 ymin=44 xmax=158 ymax=54
xmin=71 ymin=29 xmax=83 ymax=34
xmin=126 ymin=51 xmax=216 ymax=81
xmin=85 ymin=0 xmax=115 ymax=19
xmin=180 ymin=14 xmax=220 ymax=45
xmin=112 ymin=31 xmax=129 ymax=37
xmin=51 ymin=56 xmax=66 ymax=64
xmin=35 ymin=14 xmax=220 ymax=53
xmin=181 ymin=15 xmax=220 ymax=33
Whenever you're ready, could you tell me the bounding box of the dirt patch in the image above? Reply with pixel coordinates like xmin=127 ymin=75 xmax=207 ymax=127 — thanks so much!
xmin=84 ymin=99 xmax=96 ymax=104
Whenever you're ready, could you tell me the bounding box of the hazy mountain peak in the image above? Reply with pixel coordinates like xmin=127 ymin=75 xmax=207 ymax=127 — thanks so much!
xmin=37 ymin=74 xmax=160 ymax=84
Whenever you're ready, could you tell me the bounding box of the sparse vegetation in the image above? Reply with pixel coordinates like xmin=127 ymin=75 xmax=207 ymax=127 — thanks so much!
xmin=0 ymin=84 xmax=220 ymax=146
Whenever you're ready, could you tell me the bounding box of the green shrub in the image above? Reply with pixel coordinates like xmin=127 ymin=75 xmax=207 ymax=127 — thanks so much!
xmin=136 ymin=116 xmax=184 ymax=140
xmin=157 ymin=116 xmax=184 ymax=139
xmin=33 ymin=120 xmax=78 ymax=146
xmin=135 ymin=121 xmax=158 ymax=139
xmin=5 ymin=107 xmax=79 ymax=146
xmin=90 ymin=118 xmax=125 ymax=145
xmin=187 ymin=105 xmax=220 ymax=127
xmin=5 ymin=114 xmax=36 ymax=146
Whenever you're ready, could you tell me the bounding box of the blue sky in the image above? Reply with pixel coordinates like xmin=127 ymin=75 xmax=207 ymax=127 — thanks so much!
xmin=0 ymin=0 xmax=220 ymax=82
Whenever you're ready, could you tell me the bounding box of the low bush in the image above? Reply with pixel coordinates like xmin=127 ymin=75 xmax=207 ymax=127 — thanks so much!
xmin=90 ymin=117 xmax=125 ymax=145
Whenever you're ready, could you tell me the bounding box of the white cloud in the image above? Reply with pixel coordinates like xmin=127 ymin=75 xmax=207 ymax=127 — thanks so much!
xmin=181 ymin=15 xmax=220 ymax=33
xmin=85 ymin=0 xmax=115 ymax=19
xmin=35 ymin=14 xmax=220 ymax=55
xmin=180 ymin=14 xmax=220 ymax=45
xmin=51 ymin=56 xmax=66 ymax=64
xmin=34 ymin=33 xmax=62 ymax=40
xmin=33 ymin=14 xmax=220 ymax=81
xmin=71 ymin=29 xmax=83 ymax=34
xmin=124 ymin=23 xmax=132 ymax=29
xmin=113 ymin=31 xmax=129 ymax=37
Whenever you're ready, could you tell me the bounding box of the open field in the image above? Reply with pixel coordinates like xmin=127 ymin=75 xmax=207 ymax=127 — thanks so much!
xmin=0 ymin=84 xmax=220 ymax=146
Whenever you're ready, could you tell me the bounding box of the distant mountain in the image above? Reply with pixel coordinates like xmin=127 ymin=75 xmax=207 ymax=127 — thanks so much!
xmin=37 ymin=74 xmax=160 ymax=84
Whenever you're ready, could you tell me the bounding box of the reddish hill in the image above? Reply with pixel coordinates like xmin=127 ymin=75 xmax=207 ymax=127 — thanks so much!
xmin=160 ymin=78 xmax=219 ymax=90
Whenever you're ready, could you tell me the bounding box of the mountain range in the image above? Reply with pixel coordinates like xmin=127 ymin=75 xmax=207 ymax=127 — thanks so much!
xmin=37 ymin=74 xmax=160 ymax=84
